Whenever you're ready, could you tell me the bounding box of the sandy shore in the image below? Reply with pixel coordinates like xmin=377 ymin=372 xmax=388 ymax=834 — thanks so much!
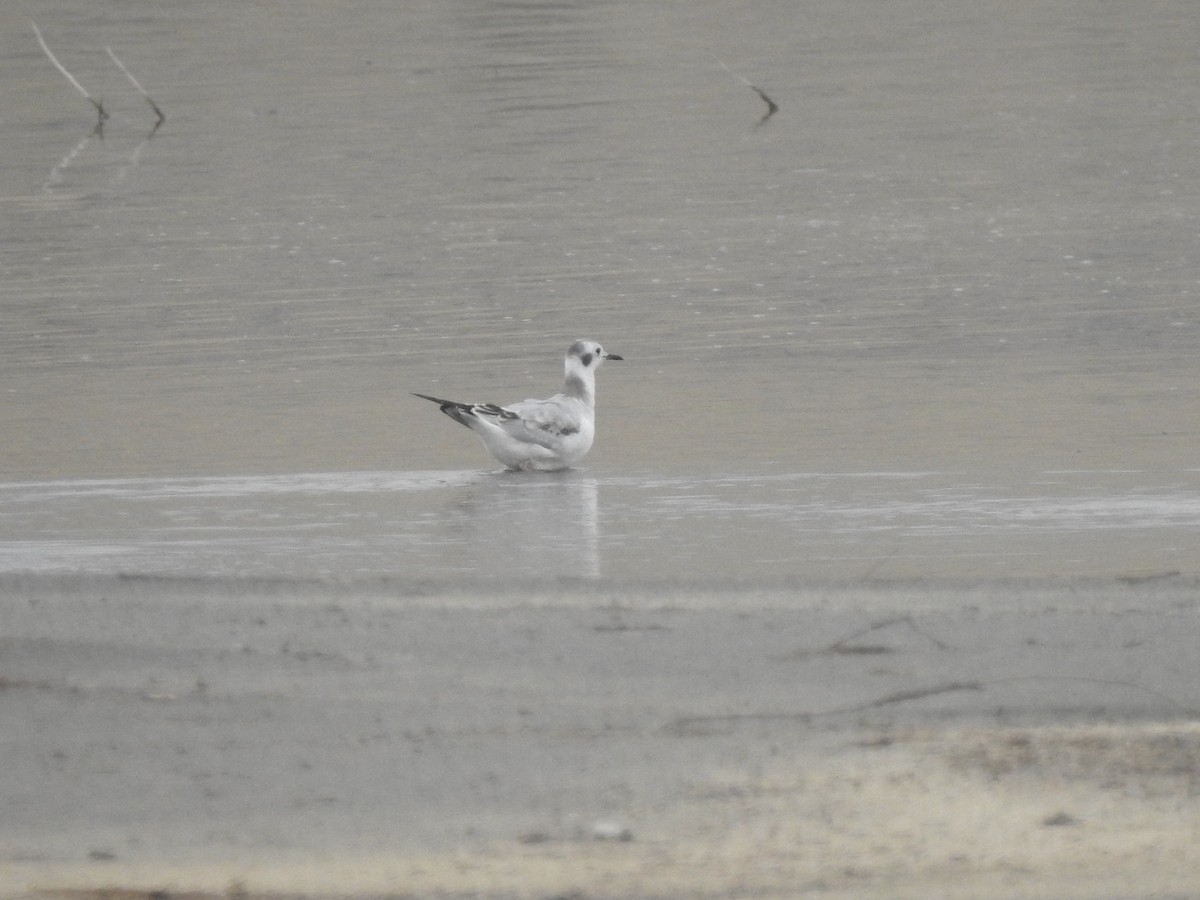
xmin=2 ymin=575 xmax=1198 ymax=898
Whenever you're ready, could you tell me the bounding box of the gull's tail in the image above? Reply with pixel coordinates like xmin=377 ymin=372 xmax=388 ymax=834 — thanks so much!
xmin=412 ymin=392 xmax=476 ymax=429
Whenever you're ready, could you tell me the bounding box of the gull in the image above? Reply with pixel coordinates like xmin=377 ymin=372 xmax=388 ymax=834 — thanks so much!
xmin=414 ymin=339 xmax=623 ymax=471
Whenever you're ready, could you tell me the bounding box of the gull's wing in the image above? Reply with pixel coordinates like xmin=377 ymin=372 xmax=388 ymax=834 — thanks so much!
xmin=489 ymin=393 xmax=584 ymax=449
xmin=414 ymin=391 xmax=584 ymax=452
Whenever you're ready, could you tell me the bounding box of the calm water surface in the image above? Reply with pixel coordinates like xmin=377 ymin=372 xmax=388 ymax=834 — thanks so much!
xmin=1 ymin=468 xmax=1197 ymax=582
xmin=3 ymin=1 xmax=1199 ymax=586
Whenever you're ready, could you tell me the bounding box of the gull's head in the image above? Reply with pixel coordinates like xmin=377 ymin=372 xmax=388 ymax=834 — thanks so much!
xmin=564 ymin=339 xmax=622 ymax=397
xmin=565 ymin=339 xmax=622 ymax=373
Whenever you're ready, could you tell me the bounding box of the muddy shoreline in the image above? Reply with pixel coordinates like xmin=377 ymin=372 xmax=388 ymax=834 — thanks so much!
xmin=2 ymin=577 xmax=1197 ymax=897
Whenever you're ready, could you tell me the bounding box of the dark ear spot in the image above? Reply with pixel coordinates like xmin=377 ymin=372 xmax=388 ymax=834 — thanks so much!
xmin=581 ymin=352 xmax=594 ymax=367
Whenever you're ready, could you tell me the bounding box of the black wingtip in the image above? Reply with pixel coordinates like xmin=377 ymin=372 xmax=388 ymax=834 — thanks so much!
xmin=414 ymin=392 xmax=478 ymax=429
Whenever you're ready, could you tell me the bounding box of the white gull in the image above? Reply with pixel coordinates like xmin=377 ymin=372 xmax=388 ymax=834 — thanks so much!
xmin=414 ymin=339 xmax=622 ymax=471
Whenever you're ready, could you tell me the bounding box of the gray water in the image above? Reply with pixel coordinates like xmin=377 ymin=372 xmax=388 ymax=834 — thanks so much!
xmin=1 ymin=469 xmax=1198 ymax=582
xmin=3 ymin=1 xmax=1199 ymax=586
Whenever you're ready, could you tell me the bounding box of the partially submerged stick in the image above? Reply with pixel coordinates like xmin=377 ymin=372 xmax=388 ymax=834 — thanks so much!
xmin=33 ymin=22 xmax=165 ymax=131
xmin=749 ymin=84 xmax=780 ymax=122
xmin=714 ymin=55 xmax=778 ymax=126
xmin=105 ymin=45 xmax=165 ymax=128
xmin=32 ymin=21 xmax=107 ymax=125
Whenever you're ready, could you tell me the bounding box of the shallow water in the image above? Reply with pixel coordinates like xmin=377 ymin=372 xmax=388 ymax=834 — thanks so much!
xmin=3 ymin=1 xmax=1199 ymax=586
xmin=1 ymin=468 xmax=1196 ymax=582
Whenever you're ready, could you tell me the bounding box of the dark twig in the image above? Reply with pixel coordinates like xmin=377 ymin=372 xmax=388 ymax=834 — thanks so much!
xmin=32 ymin=21 xmax=107 ymax=128
xmin=785 ymin=614 xmax=951 ymax=659
xmin=832 ymin=614 xmax=951 ymax=653
xmin=105 ymin=45 xmax=166 ymax=129
xmin=749 ymin=84 xmax=780 ymax=122
xmin=989 ymin=675 xmax=1197 ymax=716
xmin=665 ymin=681 xmax=984 ymax=735
xmin=713 ymin=55 xmax=778 ymax=126
xmin=666 ymin=672 xmax=1199 ymax=736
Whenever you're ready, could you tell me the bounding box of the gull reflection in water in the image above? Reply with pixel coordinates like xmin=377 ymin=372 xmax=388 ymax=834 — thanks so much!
xmin=440 ymin=471 xmax=601 ymax=580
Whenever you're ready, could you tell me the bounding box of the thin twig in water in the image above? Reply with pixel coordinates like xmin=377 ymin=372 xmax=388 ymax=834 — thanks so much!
xmin=785 ymin=614 xmax=951 ymax=659
xmin=749 ymin=85 xmax=779 ymax=121
xmin=833 ymin=614 xmax=951 ymax=653
xmin=105 ymin=45 xmax=165 ymax=128
xmin=665 ymin=681 xmax=984 ymax=735
xmin=867 ymin=682 xmax=983 ymax=709
xmin=989 ymin=675 xmax=1198 ymax=716
xmin=713 ymin=55 xmax=778 ymax=126
xmin=32 ymin=21 xmax=107 ymax=125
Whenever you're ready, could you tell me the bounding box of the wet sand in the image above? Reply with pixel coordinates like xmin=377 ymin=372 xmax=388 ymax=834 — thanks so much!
xmin=3 ymin=576 xmax=1198 ymax=898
